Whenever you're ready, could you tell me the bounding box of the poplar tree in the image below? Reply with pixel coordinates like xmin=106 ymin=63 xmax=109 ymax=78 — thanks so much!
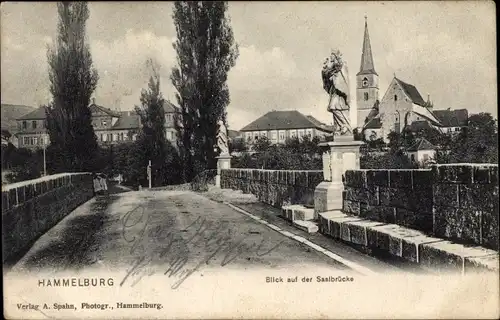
xmin=171 ymin=1 xmax=238 ymax=181
xmin=45 ymin=2 xmax=99 ymax=172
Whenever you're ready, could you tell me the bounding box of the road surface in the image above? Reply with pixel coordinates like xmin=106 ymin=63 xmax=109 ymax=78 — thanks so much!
xmin=10 ymin=189 xmax=375 ymax=287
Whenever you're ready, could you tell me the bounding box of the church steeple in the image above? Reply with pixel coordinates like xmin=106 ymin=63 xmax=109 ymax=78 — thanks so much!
xmin=356 ymin=16 xmax=379 ymax=128
xmin=357 ymin=16 xmax=377 ymax=76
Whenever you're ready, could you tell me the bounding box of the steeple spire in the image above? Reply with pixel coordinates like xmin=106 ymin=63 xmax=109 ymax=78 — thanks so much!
xmin=357 ymin=16 xmax=377 ymax=76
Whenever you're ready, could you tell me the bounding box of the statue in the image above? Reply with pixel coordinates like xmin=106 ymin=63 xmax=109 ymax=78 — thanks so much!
xmin=322 ymin=50 xmax=352 ymax=137
xmin=217 ymin=119 xmax=229 ymax=155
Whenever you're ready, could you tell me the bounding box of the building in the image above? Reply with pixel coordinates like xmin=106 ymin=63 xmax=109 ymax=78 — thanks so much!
xmin=432 ymin=108 xmax=468 ymax=134
xmin=406 ymin=137 xmax=436 ymax=163
xmin=357 ymin=17 xmax=466 ymax=142
xmin=356 ymin=17 xmax=379 ymax=125
xmin=15 ymin=99 xmax=180 ymax=149
xmin=240 ymin=110 xmax=334 ymax=146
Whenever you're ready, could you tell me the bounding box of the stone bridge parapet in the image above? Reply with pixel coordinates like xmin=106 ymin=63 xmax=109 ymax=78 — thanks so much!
xmin=343 ymin=164 xmax=499 ymax=251
xmin=220 ymin=169 xmax=323 ymax=208
xmin=2 ymin=173 xmax=94 ymax=263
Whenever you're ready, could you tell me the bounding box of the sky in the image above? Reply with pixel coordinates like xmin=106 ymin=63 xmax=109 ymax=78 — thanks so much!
xmin=1 ymin=1 xmax=497 ymax=130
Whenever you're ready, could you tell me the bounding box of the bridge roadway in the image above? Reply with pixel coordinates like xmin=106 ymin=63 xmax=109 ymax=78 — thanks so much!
xmin=9 ymin=187 xmax=411 ymax=284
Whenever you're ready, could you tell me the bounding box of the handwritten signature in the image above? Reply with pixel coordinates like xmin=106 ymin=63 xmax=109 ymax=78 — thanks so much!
xmin=119 ymin=204 xmax=284 ymax=289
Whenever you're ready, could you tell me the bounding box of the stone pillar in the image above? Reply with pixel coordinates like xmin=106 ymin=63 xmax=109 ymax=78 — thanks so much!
xmin=314 ymin=136 xmax=364 ymax=218
xmin=216 ymin=153 xmax=232 ymax=188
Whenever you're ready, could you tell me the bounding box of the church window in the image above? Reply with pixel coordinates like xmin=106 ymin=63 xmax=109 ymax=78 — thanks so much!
xmin=364 ymin=92 xmax=369 ymax=101
xmin=394 ymin=95 xmax=398 ymax=101
xmin=362 ymin=77 xmax=368 ymax=87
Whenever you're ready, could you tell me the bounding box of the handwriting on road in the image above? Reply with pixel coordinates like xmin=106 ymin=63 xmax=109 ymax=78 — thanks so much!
xmin=119 ymin=204 xmax=284 ymax=289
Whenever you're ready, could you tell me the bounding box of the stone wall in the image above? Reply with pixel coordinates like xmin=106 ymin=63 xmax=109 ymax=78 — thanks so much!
xmin=432 ymin=164 xmax=498 ymax=250
xmin=343 ymin=164 xmax=499 ymax=250
xmin=220 ymin=169 xmax=323 ymax=208
xmin=343 ymin=169 xmax=434 ymax=233
xmin=2 ymin=173 xmax=94 ymax=263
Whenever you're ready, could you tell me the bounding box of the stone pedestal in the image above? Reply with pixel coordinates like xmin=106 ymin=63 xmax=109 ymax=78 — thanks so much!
xmin=314 ymin=137 xmax=364 ymax=219
xmin=215 ymin=153 xmax=232 ymax=187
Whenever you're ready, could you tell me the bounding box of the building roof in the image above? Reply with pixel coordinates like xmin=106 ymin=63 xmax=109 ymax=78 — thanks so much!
xmin=111 ymin=114 xmax=140 ymax=130
xmin=357 ymin=17 xmax=378 ymax=76
xmin=18 ymin=106 xmax=47 ymax=120
xmin=407 ymin=138 xmax=435 ymax=152
xmin=240 ymin=110 xmax=333 ymax=132
xmin=90 ymin=103 xmax=121 ymax=117
xmin=406 ymin=120 xmax=433 ymax=132
xmin=432 ymin=109 xmax=468 ymax=127
xmin=163 ymin=100 xmax=179 ymax=113
xmin=394 ymin=77 xmax=427 ymax=106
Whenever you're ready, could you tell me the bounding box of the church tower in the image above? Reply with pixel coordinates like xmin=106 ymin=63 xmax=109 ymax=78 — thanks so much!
xmin=356 ymin=17 xmax=379 ymax=127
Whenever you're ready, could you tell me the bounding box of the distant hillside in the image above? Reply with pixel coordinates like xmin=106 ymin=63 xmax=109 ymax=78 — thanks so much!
xmin=1 ymin=103 xmax=35 ymax=133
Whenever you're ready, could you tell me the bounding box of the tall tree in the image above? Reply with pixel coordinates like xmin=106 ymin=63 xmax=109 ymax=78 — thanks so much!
xmin=45 ymin=2 xmax=99 ymax=172
xmin=171 ymin=1 xmax=239 ymax=182
xmin=133 ymin=59 xmax=180 ymax=187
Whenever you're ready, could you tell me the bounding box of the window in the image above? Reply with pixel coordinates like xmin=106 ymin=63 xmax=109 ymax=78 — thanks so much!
xmin=24 ymin=137 xmax=29 ymax=145
xmin=32 ymin=121 xmax=37 ymax=129
xmin=166 ymin=131 xmax=172 ymax=140
xmin=364 ymin=92 xmax=369 ymax=101
xmin=40 ymin=137 xmax=44 ymax=145
xmin=33 ymin=137 xmax=38 ymax=145
xmin=22 ymin=121 xmax=27 ymax=129
xmin=362 ymin=77 xmax=368 ymax=87
xmin=120 ymin=133 xmax=124 ymax=141
xmin=102 ymin=134 xmax=107 ymax=142
xmin=271 ymin=131 xmax=277 ymax=140
xmin=411 ymin=154 xmax=415 ymax=162
xmin=306 ymin=129 xmax=313 ymax=137
xmin=416 ymin=116 xmax=420 ymax=121
xmin=101 ymin=120 xmax=107 ymax=127
xmin=394 ymin=95 xmax=398 ymax=101
xmin=279 ymin=131 xmax=286 ymax=141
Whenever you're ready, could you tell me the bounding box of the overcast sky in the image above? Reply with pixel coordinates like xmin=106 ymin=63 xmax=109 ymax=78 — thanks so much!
xmin=1 ymin=1 xmax=496 ymax=130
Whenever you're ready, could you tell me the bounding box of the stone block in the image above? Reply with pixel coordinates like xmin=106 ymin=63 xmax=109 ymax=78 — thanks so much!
xmin=366 ymin=224 xmax=394 ymax=251
xmin=360 ymin=205 xmax=395 ymax=224
xmin=395 ymin=208 xmax=433 ymax=233
xmin=307 ymin=172 xmax=323 ymax=189
xmin=344 ymin=187 xmax=367 ymax=202
xmin=402 ymin=237 xmax=443 ymax=263
xmin=419 ymin=241 xmax=498 ymax=274
xmin=482 ymin=207 xmax=499 ymax=251
xmin=412 ymin=170 xmax=433 ymax=188
xmin=472 ymin=166 xmax=491 ymax=184
xmin=366 ymin=185 xmax=379 ymax=206
xmin=432 ymin=164 xmax=474 ymax=184
xmin=407 ymin=189 xmax=433 ymax=212
xmin=293 ymin=220 xmax=318 ymax=233
xmin=433 ymin=184 xmax=459 ymax=208
xmin=2 ymin=192 xmax=9 ymax=211
xmin=344 ymin=220 xmax=385 ymax=246
xmin=366 ymin=170 xmax=389 ymax=187
xmin=344 ymin=170 xmax=366 ymax=188
xmin=378 ymin=187 xmax=393 ymax=206
xmin=295 ymin=171 xmax=307 ymax=187
xmin=343 ymin=199 xmax=360 ymax=215
xmin=388 ymin=188 xmax=412 ymax=208
xmin=389 ymin=170 xmax=413 ymax=189
xmin=464 ymin=254 xmax=499 ymax=274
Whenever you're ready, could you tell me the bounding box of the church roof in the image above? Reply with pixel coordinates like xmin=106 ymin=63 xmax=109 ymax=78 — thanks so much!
xmin=240 ymin=110 xmax=333 ymax=132
xmin=407 ymin=138 xmax=435 ymax=152
xmin=394 ymin=78 xmax=427 ymax=106
xmin=357 ymin=17 xmax=378 ymax=76
xmin=363 ymin=117 xmax=382 ymax=129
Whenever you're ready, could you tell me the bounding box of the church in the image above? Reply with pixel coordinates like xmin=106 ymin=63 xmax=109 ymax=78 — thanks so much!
xmin=355 ymin=18 xmax=467 ymax=142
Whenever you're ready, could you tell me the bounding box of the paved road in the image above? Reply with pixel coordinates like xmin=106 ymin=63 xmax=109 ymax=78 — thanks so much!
xmin=10 ymin=189 xmax=360 ymax=287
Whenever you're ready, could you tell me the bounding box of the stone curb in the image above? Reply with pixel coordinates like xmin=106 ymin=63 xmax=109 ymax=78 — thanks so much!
xmin=318 ymin=210 xmax=499 ymax=274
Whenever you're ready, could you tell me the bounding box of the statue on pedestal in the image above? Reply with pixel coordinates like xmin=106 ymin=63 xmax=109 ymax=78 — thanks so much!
xmin=321 ymin=50 xmax=352 ymax=137
xmin=216 ymin=119 xmax=229 ymax=155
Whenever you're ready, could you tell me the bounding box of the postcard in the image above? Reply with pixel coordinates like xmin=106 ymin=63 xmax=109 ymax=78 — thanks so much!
xmin=2 ymin=1 xmax=498 ymax=319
